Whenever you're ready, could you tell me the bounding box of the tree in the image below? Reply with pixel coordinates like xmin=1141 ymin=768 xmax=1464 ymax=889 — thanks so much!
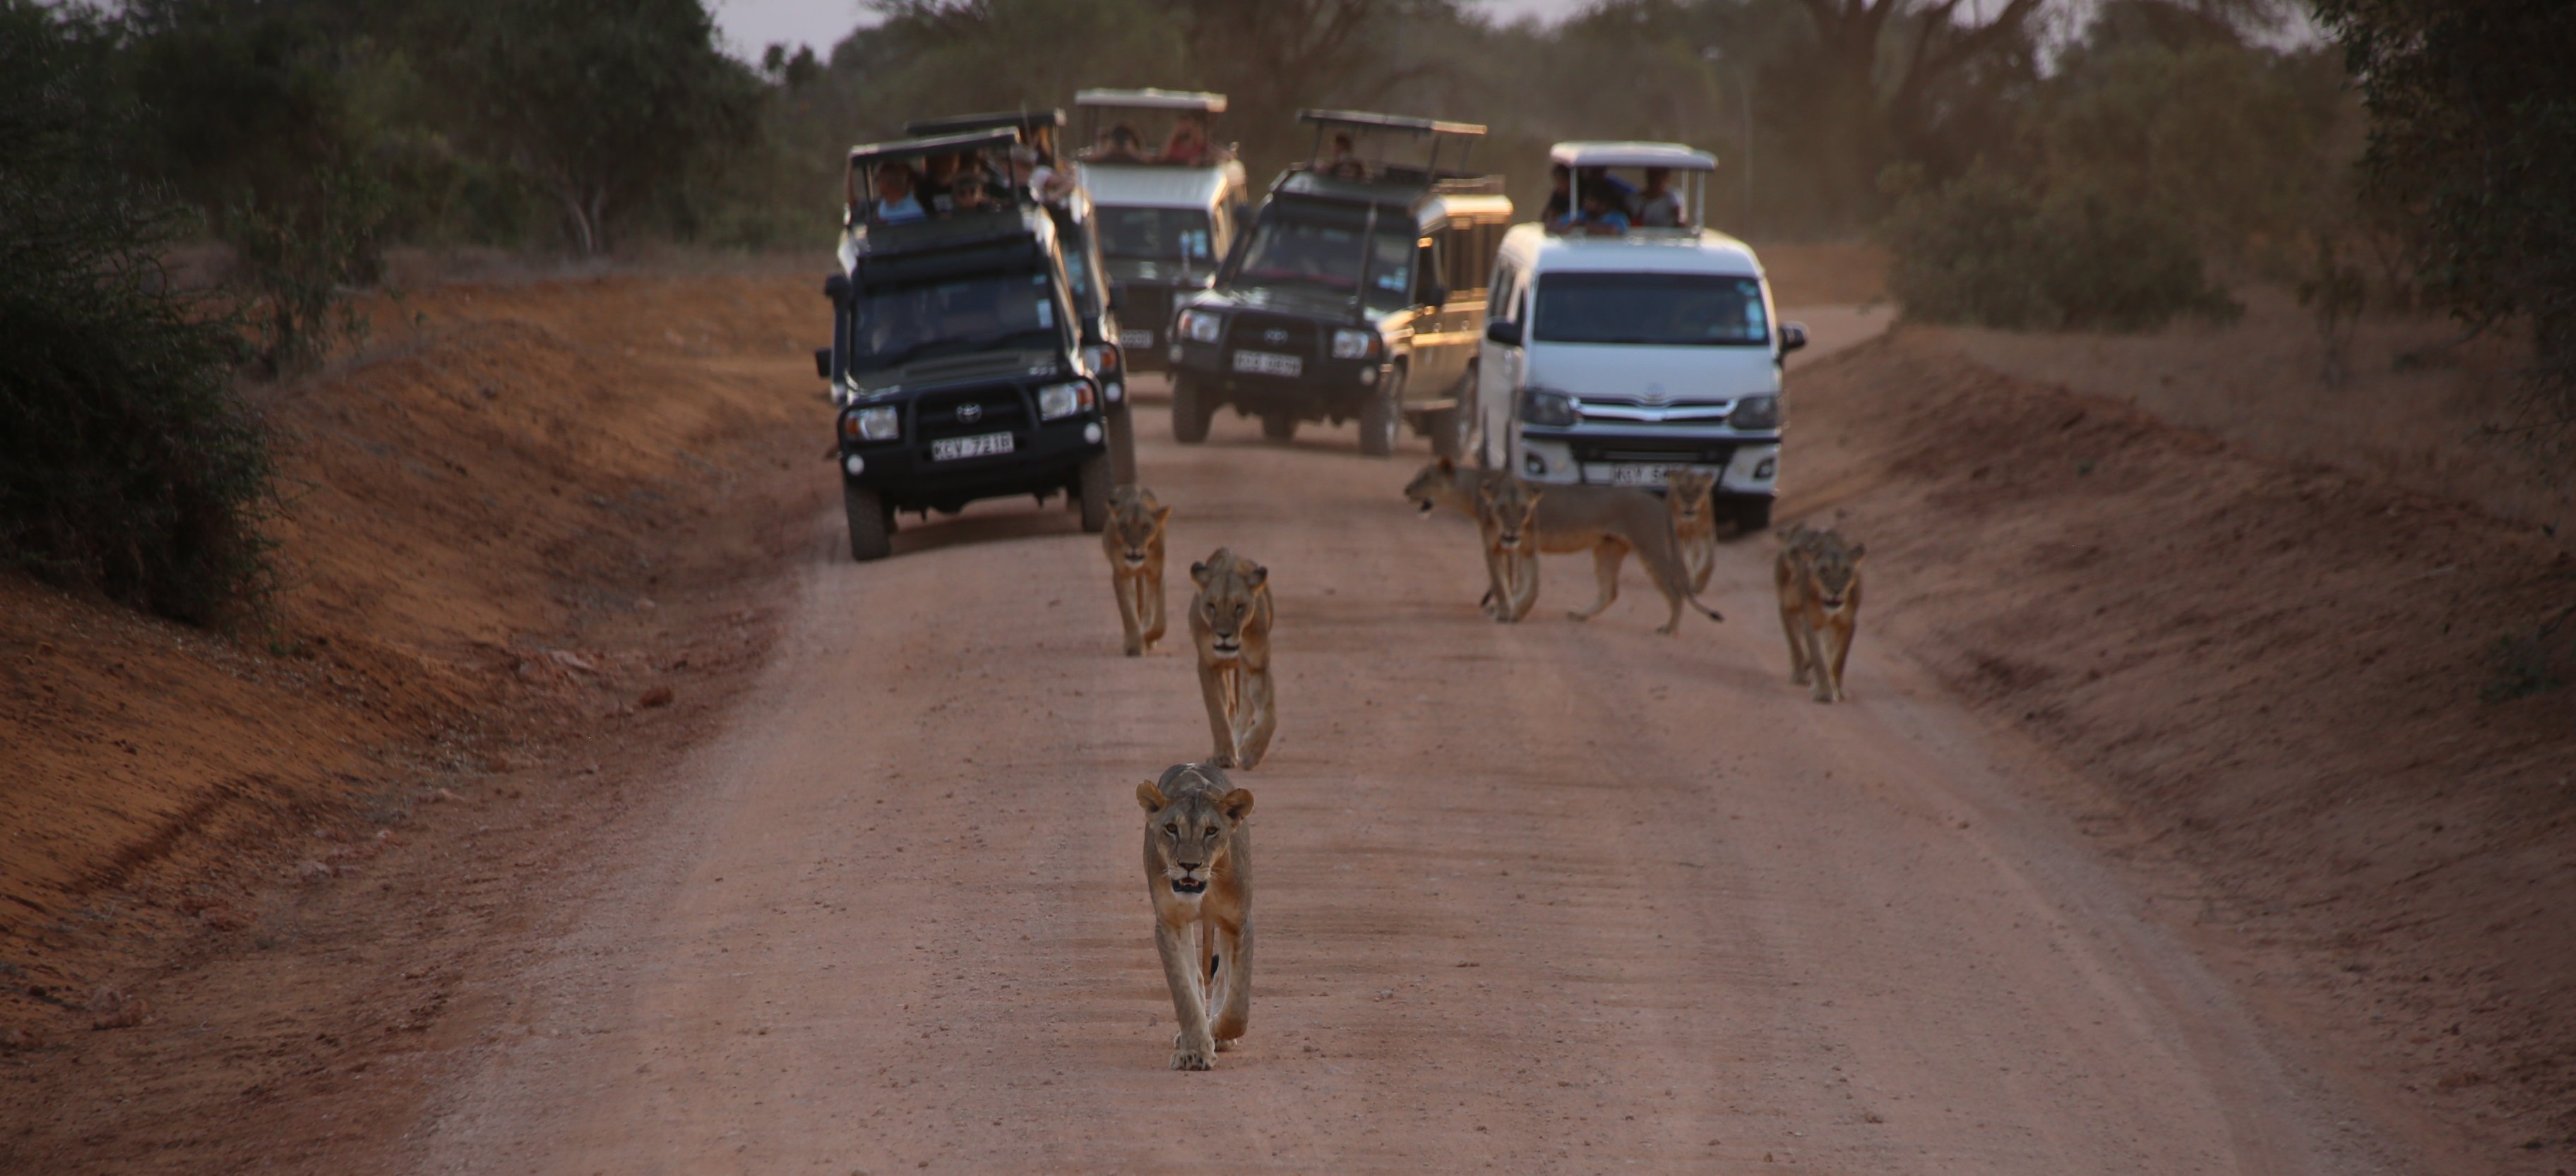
xmin=434 ymin=0 xmax=758 ymax=255
xmin=2315 ymin=0 xmax=2576 ymax=436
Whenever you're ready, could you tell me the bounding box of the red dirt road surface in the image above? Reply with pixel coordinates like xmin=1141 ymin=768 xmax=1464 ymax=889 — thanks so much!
xmin=405 ymin=324 xmax=2395 ymax=1175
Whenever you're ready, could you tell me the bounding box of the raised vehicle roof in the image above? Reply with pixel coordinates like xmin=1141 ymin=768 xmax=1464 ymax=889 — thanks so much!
xmin=848 ymin=127 xmax=1022 ymax=168
xmin=1549 ymin=140 xmax=1717 ymax=172
xmin=1076 ymin=88 xmax=1227 ymax=114
xmin=1299 ymin=109 xmax=1486 ymax=138
xmin=903 ymin=109 xmax=1066 ymax=138
xmin=1503 ymin=222 xmax=1763 ymax=277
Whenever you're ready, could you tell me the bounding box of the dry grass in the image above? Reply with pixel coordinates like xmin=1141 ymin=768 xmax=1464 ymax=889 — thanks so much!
xmin=1750 ymin=241 xmax=1890 ymax=306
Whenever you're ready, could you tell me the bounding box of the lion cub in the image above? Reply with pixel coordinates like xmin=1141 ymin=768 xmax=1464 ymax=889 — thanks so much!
xmin=1101 ymin=487 xmax=1171 ymax=656
xmin=1188 ymin=547 xmax=1277 ymax=769
xmin=1774 ymin=524 xmax=1866 ymax=702
xmin=1475 ymin=474 xmax=1542 ymax=623
xmin=1664 ymin=468 xmax=1719 ymax=593
xmin=1136 ymin=762 xmax=1256 ymax=1071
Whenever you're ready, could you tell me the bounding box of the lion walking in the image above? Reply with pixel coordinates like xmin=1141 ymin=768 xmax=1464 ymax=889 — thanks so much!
xmin=1101 ymin=487 xmax=1171 ymax=656
xmin=1188 ymin=547 xmax=1277 ymax=769
xmin=1135 ymin=762 xmax=1255 ymax=1070
xmin=1775 ymin=524 xmax=1866 ymax=702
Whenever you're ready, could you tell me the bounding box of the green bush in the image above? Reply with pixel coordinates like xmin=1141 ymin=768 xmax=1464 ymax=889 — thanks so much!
xmin=1883 ymin=164 xmax=2241 ymax=331
xmin=0 ymin=2 xmax=274 ymax=625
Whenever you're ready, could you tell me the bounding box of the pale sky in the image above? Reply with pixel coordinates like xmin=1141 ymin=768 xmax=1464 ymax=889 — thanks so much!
xmin=708 ymin=0 xmax=1593 ymax=62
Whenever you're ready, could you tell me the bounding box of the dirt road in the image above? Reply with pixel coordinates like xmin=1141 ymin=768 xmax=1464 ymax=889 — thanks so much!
xmin=406 ymin=311 xmax=2402 ymax=1175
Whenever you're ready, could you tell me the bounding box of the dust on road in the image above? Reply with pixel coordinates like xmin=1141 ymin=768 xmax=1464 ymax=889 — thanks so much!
xmin=407 ymin=313 xmax=2395 ymax=1175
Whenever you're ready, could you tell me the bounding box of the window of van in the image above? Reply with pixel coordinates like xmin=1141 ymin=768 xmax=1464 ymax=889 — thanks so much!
xmin=1489 ymin=260 xmax=1519 ymax=323
xmin=1531 ymin=272 xmax=1767 ymax=346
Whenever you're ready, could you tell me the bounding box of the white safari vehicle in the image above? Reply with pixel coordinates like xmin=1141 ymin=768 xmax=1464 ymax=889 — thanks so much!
xmin=1474 ymin=141 xmax=1805 ymax=531
xmin=1071 ymin=88 xmax=1253 ymax=373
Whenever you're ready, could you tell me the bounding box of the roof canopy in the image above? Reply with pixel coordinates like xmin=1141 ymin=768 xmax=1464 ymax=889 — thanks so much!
xmin=1300 ymin=109 xmax=1486 ymax=138
xmin=848 ymin=127 xmax=1022 ymax=168
xmin=1549 ymin=140 xmax=1717 ymax=172
xmin=904 ymin=109 xmax=1066 ymax=138
xmin=1075 ymin=88 xmax=1227 ymax=114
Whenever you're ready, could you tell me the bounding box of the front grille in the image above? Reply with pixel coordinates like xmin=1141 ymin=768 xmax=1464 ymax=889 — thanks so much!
xmin=1123 ymin=284 xmax=1172 ymax=332
xmin=915 ymin=385 xmax=1028 ymax=441
xmin=1225 ymin=313 xmax=1320 ymax=358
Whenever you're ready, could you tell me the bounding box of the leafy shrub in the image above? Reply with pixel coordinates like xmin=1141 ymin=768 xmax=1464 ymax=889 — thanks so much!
xmin=1882 ymin=164 xmax=2241 ymax=331
xmin=0 ymin=3 xmax=274 ymax=624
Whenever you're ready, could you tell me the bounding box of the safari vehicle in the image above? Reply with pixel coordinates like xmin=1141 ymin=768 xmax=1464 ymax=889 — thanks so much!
xmin=1165 ymin=109 xmax=1512 ymax=457
xmin=1068 ymin=89 xmax=1253 ymax=375
xmin=817 ymin=127 xmax=1116 ymax=561
xmin=1475 ymin=143 xmax=1804 ymax=532
xmin=905 ymin=108 xmax=1136 ymax=482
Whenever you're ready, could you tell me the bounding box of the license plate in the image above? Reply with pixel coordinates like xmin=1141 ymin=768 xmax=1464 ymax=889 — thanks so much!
xmin=1232 ymin=350 xmax=1301 ymax=378
xmin=1119 ymin=328 xmax=1154 ymax=350
xmin=1609 ymin=462 xmax=1690 ymax=486
xmin=930 ymin=431 xmax=1015 ymax=462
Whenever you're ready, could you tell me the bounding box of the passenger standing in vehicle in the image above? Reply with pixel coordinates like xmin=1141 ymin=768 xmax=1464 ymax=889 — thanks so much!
xmin=1635 ymin=167 xmax=1685 ymax=228
xmin=1569 ymin=186 xmax=1630 ymax=235
xmin=1161 ymin=114 xmax=1213 ymax=166
xmin=1325 ymin=133 xmax=1368 ymax=179
xmin=949 ymin=171 xmax=991 ymax=214
xmin=1015 ymin=144 xmax=1075 ymax=204
xmin=1092 ymin=124 xmax=1150 ymax=162
xmin=1577 ymin=166 xmax=1635 ymax=217
xmin=1541 ymin=164 xmax=1573 ymax=232
xmin=873 ymin=166 xmax=927 ymax=224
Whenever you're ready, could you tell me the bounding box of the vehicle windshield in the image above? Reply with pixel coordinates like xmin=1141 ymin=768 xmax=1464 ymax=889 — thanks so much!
xmin=1532 ymin=272 xmax=1769 ymax=346
xmin=1098 ymin=207 xmax=1215 ymax=266
xmin=1232 ymin=212 xmax=1414 ymax=312
xmin=849 ymin=270 xmax=1064 ymax=374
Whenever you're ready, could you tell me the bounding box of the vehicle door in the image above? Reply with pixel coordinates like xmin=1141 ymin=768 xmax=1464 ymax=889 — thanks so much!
xmin=1475 ymin=259 xmax=1527 ymax=470
xmin=1405 ymin=232 xmax=1455 ymax=404
xmin=1436 ymin=219 xmax=1494 ymax=412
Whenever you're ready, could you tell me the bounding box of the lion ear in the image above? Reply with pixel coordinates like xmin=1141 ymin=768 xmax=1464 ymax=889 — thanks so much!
xmin=1435 ymin=455 xmax=1455 ymax=474
xmin=1153 ymin=503 xmax=1172 ymax=524
xmin=1219 ymin=788 xmax=1254 ymax=822
xmin=1136 ymin=780 xmax=1168 ymax=813
xmin=1846 ymin=543 xmax=1866 ymax=563
xmin=1243 ymin=563 xmax=1268 ymax=589
xmin=1189 ymin=560 xmax=1211 ymax=586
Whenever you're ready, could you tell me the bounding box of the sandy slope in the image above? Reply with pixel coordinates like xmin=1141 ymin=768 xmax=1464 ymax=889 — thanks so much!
xmin=402 ymin=320 xmax=2402 ymax=1175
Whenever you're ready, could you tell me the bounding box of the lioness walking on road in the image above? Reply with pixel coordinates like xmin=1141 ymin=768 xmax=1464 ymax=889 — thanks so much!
xmin=1407 ymin=458 xmax=1723 ymax=632
xmin=1476 ymin=474 xmax=1542 ymax=623
xmin=1775 ymin=524 xmax=1866 ymax=702
xmin=1101 ymin=487 xmax=1171 ymax=656
xmin=1664 ymin=468 xmax=1718 ymax=592
xmin=1136 ymin=762 xmax=1256 ymax=1071
xmin=1188 ymin=547 xmax=1277 ymax=769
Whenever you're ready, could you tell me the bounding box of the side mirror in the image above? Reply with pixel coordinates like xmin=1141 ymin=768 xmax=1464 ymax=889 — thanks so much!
xmin=813 ymin=347 xmax=832 ymax=380
xmin=1779 ymin=321 xmax=1808 ymax=354
xmin=1106 ymin=287 xmax=1123 ymax=313
xmin=1419 ymin=281 xmax=1448 ymax=308
xmin=822 ymin=273 xmax=852 ymax=305
xmin=1484 ymin=318 xmax=1522 ymax=347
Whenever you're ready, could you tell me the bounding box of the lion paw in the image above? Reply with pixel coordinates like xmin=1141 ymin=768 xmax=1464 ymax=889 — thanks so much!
xmin=1170 ymin=1041 xmax=1215 ymax=1070
xmin=1214 ymin=1036 xmax=1239 ymax=1052
xmin=1124 ymin=644 xmax=1143 ymax=657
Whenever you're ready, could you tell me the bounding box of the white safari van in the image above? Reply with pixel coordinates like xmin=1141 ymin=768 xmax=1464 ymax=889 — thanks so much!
xmin=1474 ymin=141 xmax=1805 ymax=531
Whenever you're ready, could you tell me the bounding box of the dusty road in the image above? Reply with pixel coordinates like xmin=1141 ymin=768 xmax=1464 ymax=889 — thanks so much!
xmin=406 ymin=309 xmax=2402 ymax=1175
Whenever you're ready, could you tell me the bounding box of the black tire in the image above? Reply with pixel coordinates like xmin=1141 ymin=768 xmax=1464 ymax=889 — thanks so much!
xmin=1107 ymin=402 xmax=1138 ymax=484
xmin=843 ymin=481 xmax=893 ymax=562
xmin=1171 ymin=374 xmax=1213 ymax=444
xmin=1733 ymin=496 xmax=1773 ymax=535
xmin=1076 ymin=450 xmax=1113 ymax=533
xmin=1260 ymin=413 xmax=1297 ymax=443
xmin=1359 ymin=366 xmax=1404 ymax=457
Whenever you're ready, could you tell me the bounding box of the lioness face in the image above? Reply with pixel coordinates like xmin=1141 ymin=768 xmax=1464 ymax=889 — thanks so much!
xmin=1803 ymin=540 xmax=1866 ymax=611
xmin=1137 ymin=779 xmax=1254 ymax=899
xmin=1109 ymin=489 xmax=1170 ymax=566
xmin=1190 ymin=556 xmax=1267 ymax=661
xmin=1403 ymin=457 xmax=1462 ymax=517
xmin=1664 ymin=469 xmax=1716 ymax=522
xmin=1477 ymin=476 xmax=1542 ymax=551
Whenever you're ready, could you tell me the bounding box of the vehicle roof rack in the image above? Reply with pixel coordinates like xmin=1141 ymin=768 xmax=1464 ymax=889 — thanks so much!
xmin=1549 ymin=140 xmax=1717 ymax=172
xmin=1298 ymin=109 xmax=1486 ymax=138
xmin=1075 ymin=88 xmax=1227 ymax=114
xmin=904 ymin=109 xmax=1067 ymax=138
xmin=1293 ymin=108 xmax=1493 ymax=186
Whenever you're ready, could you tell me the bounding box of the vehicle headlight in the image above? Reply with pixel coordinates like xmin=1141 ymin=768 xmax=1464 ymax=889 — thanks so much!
xmin=1728 ymin=394 xmax=1779 ymax=431
xmin=1037 ymin=380 xmax=1094 ymax=421
xmin=1083 ymin=344 xmax=1121 ymax=374
xmin=1520 ymin=388 xmax=1578 ymax=427
xmin=1176 ymin=309 xmax=1222 ymax=344
xmin=1331 ymin=328 xmax=1376 ymax=360
xmin=845 ymin=405 xmax=900 ymax=442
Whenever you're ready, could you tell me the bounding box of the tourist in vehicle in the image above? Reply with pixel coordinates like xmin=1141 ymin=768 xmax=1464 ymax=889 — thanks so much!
xmin=1635 ymin=167 xmax=1685 ymax=228
xmin=1568 ymin=185 xmax=1630 ymax=235
xmin=1577 ymin=166 xmax=1635 ymax=217
xmin=1013 ymin=144 xmax=1076 ymax=204
xmin=948 ymin=169 xmax=991 ymax=214
xmin=1324 ymin=132 xmax=1368 ymax=179
xmin=1090 ymin=122 xmax=1150 ymax=163
xmin=873 ymin=165 xmax=926 ymax=224
xmin=1541 ymin=164 xmax=1573 ymax=231
xmin=1160 ymin=114 xmax=1213 ymax=166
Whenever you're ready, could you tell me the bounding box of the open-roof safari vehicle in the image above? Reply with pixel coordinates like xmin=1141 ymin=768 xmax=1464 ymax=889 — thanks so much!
xmin=905 ymin=108 xmax=1136 ymax=483
xmin=1167 ymin=109 xmax=1510 ymax=456
xmin=1476 ymin=141 xmax=1806 ymax=532
xmin=817 ymin=126 xmax=1116 ymax=561
xmin=1068 ymin=88 xmax=1253 ymax=376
